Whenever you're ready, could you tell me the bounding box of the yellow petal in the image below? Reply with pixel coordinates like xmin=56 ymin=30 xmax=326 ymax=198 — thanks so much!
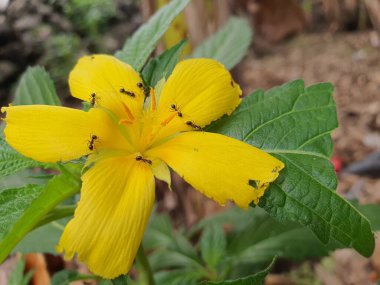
xmin=152 ymin=59 xmax=242 ymax=141
xmin=69 ymin=54 xmax=145 ymax=120
xmin=151 ymin=158 xmax=172 ymax=190
xmin=146 ymin=132 xmax=284 ymax=208
xmin=57 ymin=156 xmax=155 ymax=279
xmin=2 ymin=105 xmax=131 ymax=162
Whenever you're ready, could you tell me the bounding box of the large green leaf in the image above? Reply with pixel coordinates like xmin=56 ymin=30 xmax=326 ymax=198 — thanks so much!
xmin=200 ymin=224 xmax=226 ymax=269
xmin=198 ymin=258 xmax=275 ymax=285
xmin=0 ymin=166 xmax=81 ymax=262
xmin=191 ymin=17 xmax=252 ymax=70
xmin=142 ymin=39 xmax=187 ymax=87
xmin=193 ymin=207 xmax=337 ymax=268
xmin=0 ymin=184 xmax=44 ymax=239
xmin=13 ymin=66 xmax=61 ymax=106
xmin=209 ymin=80 xmax=375 ymax=257
xmin=115 ymin=0 xmax=190 ymax=71
xmin=0 ymin=137 xmax=43 ymax=178
xmin=144 ymin=215 xmax=203 ymax=272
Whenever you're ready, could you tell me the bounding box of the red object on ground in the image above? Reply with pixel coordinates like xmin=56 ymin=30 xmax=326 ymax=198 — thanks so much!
xmin=331 ymin=156 xmax=343 ymax=173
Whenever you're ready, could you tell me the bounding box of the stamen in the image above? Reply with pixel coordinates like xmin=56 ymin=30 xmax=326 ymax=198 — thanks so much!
xmin=150 ymin=89 xmax=156 ymax=111
xmin=121 ymin=101 xmax=135 ymax=121
xmin=161 ymin=112 xmax=177 ymax=126
xmin=118 ymin=118 xmax=133 ymax=126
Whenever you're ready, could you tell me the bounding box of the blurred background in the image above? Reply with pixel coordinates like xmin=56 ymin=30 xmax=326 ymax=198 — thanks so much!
xmin=1 ymin=0 xmax=380 ymax=284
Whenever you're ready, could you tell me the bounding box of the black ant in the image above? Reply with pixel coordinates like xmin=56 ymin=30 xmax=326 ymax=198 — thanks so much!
xmin=119 ymin=88 xmax=135 ymax=98
xmin=170 ymin=103 xmax=183 ymax=117
xmin=88 ymin=134 xmax=98 ymax=151
xmin=135 ymin=155 xmax=152 ymax=165
xmin=186 ymin=121 xmax=202 ymax=131
xmin=137 ymin=81 xmax=151 ymax=99
xmin=90 ymin=93 xmax=97 ymax=107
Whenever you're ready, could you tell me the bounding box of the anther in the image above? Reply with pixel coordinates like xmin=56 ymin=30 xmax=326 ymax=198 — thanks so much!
xmin=135 ymin=155 xmax=152 ymax=165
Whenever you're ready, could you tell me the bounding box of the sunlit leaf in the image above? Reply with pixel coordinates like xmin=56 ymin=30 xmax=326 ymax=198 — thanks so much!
xmin=13 ymin=66 xmax=61 ymax=106
xmin=210 ymin=80 xmax=375 ymax=257
xmin=115 ymin=0 xmax=190 ymax=71
xmin=192 ymin=17 xmax=252 ymax=70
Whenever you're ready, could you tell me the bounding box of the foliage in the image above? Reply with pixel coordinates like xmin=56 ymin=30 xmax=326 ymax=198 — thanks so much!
xmin=142 ymin=40 xmax=188 ymax=88
xmin=115 ymin=0 xmax=190 ymax=71
xmin=0 ymin=138 xmax=42 ymax=178
xmin=143 ymin=207 xmax=338 ymax=284
xmin=0 ymin=167 xmax=81 ymax=262
xmin=7 ymin=258 xmax=34 ymax=285
xmin=191 ymin=17 xmax=252 ymax=70
xmin=51 ymin=269 xmax=99 ymax=285
xmin=209 ymin=80 xmax=375 ymax=257
xmin=42 ymin=34 xmax=81 ymax=82
xmin=62 ymin=0 xmax=117 ymax=36
xmin=0 ymin=1 xmax=378 ymax=284
xmin=13 ymin=66 xmax=61 ymax=106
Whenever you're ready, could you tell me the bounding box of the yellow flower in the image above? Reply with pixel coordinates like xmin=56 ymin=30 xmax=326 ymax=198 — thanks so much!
xmin=1 ymin=55 xmax=284 ymax=278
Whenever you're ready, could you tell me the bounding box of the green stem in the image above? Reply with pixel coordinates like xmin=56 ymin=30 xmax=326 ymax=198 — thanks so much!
xmin=136 ymin=245 xmax=155 ymax=285
xmin=34 ymin=205 xmax=76 ymax=229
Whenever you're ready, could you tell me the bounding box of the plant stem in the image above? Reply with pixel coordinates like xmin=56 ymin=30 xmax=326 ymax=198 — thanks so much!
xmin=136 ymin=245 xmax=155 ymax=285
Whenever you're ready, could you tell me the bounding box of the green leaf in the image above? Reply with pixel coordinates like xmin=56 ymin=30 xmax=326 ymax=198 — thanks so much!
xmin=51 ymin=270 xmax=98 ymax=285
xmin=111 ymin=275 xmax=129 ymax=285
xmin=144 ymin=214 xmax=203 ymax=272
xmin=191 ymin=17 xmax=252 ymax=70
xmin=209 ymin=80 xmax=375 ymax=257
xmin=0 ymin=166 xmax=81 ymax=262
xmin=0 ymin=137 xmax=42 ymax=178
xmin=0 ymin=184 xmax=44 ymax=240
xmin=13 ymin=66 xmax=61 ymax=106
xmin=198 ymin=258 xmax=275 ymax=285
xmin=155 ymin=268 xmax=205 ymax=285
xmin=200 ymin=224 xmax=226 ymax=269
xmin=226 ymin=208 xmax=336 ymax=265
xmin=8 ymin=258 xmax=34 ymax=285
xmin=115 ymin=0 xmax=190 ymax=71
xmin=142 ymin=39 xmax=187 ymax=87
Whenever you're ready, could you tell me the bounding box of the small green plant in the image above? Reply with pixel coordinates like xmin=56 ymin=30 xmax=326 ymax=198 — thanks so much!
xmin=0 ymin=1 xmax=377 ymax=284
